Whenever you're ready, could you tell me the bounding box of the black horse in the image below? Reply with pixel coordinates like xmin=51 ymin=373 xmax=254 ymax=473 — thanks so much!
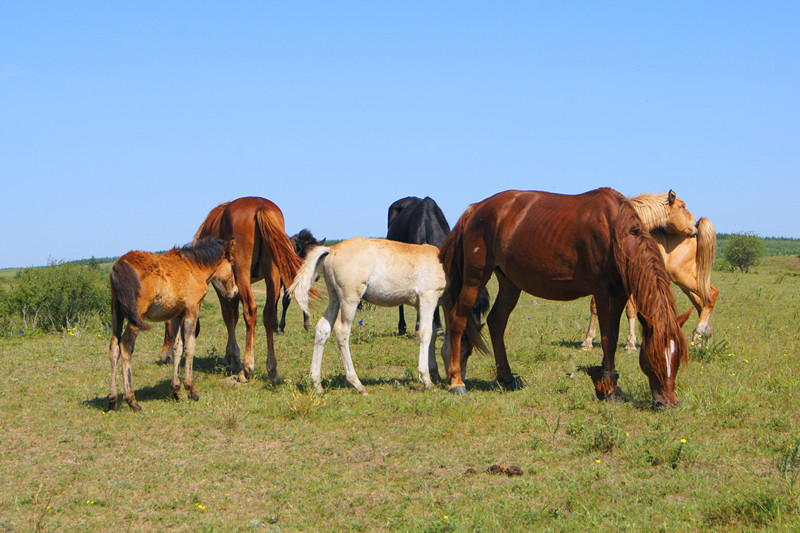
xmin=276 ymin=229 xmax=326 ymax=333
xmin=386 ymin=196 xmax=490 ymax=335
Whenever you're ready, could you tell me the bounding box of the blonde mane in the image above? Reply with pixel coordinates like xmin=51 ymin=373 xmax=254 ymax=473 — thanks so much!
xmin=629 ymin=192 xmax=671 ymax=231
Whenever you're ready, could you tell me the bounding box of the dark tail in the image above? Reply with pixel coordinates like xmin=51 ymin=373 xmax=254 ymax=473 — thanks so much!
xmin=110 ymin=260 xmax=152 ymax=332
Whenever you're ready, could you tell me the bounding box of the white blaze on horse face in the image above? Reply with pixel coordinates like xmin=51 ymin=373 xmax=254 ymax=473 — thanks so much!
xmin=664 ymin=339 xmax=676 ymax=378
xmin=472 ymin=247 xmax=481 ymax=254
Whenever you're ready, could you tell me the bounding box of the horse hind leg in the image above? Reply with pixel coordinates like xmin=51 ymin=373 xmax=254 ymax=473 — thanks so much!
xmin=333 ymin=297 xmax=367 ymax=395
xmin=262 ymin=272 xmax=282 ymax=384
xmin=119 ymin=326 xmax=142 ymax=411
xmin=624 ymin=298 xmax=638 ymax=353
xmin=310 ymin=294 xmax=339 ymax=394
xmin=107 ymin=333 xmax=121 ymax=411
xmin=486 ymin=271 xmax=523 ymax=389
xmin=581 ymin=296 xmax=598 ymax=351
xmin=181 ymin=316 xmax=200 ymax=402
xmin=416 ymin=294 xmax=439 ymax=389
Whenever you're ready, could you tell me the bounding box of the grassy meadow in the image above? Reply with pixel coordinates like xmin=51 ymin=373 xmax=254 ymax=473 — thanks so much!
xmin=1 ymin=256 xmax=799 ymax=531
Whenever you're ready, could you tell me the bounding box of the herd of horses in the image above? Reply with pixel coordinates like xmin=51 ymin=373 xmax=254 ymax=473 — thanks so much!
xmin=106 ymin=187 xmax=717 ymax=412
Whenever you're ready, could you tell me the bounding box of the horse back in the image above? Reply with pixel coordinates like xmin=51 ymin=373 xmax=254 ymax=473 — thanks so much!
xmin=468 ymin=189 xmax=625 ymax=299
xmin=328 ymin=238 xmax=445 ymax=306
xmin=387 ymin=196 xmax=450 ymax=248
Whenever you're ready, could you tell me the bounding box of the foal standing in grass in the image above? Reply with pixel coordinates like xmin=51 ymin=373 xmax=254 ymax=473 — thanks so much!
xmin=106 ymin=239 xmax=237 ymax=411
xmin=289 ymin=238 xmax=449 ymax=394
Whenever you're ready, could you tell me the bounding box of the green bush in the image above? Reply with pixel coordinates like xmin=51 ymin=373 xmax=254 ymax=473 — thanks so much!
xmin=0 ymin=260 xmax=110 ymax=334
xmin=724 ymin=233 xmax=764 ymax=273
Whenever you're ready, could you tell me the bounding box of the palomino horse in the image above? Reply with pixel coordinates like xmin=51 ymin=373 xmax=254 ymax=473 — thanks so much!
xmin=440 ymin=188 xmax=691 ymax=408
xmin=276 ymin=229 xmax=326 ymax=333
xmin=107 ymin=239 xmax=238 ymax=411
xmin=582 ymin=215 xmax=718 ymax=351
xmin=290 ymin=238 xmax=481 ymax=394
xmin=193 ymin=197 xmax=306 ymax=382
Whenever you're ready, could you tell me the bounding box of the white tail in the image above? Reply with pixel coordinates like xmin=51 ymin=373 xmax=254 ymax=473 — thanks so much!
xmin=288 ymin=245 xmax=330 ymax=313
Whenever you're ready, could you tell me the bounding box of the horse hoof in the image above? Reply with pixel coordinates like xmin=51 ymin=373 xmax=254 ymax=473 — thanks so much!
xmin=604 ymin=387 xmax=624 ymax=402
xmin=580 ymin=343 xmax=593 ymax=352
xmin=130 ymin=403 xmax=142 ymax=412
xmin=268 ymin=372 xmax=282 ymax=385
xmin=499 ymin=374 xmax=525 ymax=391
xmin=236 ymin=370 xmax=249 ymax=383
xmin=190 ymin=392 xmax=199 ymax=402
xmin=449 ymin=385 xmax=468 ymax=396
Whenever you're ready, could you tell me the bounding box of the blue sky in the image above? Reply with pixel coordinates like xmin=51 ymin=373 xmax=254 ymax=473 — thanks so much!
xmin=1 ymin=2 xmax=798 ymax=268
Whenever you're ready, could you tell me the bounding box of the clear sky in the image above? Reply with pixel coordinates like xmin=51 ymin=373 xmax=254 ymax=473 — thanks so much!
xmin=1 ymin=2 xmax=798 ymax=268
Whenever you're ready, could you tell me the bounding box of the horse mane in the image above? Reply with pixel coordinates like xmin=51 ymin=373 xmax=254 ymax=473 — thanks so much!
xmin=177 ymin=238 xmax=227 ymax=268
xmin=193 ymin=201 xmax=230 ymax=243
xmin=613 ymin=201 xmax=688 ymax=385
xmin=629 ymin=192 xmax=673 ymax=232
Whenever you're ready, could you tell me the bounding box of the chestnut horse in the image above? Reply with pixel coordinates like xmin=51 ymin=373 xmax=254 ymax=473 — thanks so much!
xmin=582 ymin=215 xmax=718 ymax=351
xmin=107 ymin=239 xmax=238 ymax=411
xmin=440 ymin=188 xmax=690 ymax=408
xmin=193 ymin=197 xmax=305 ymax=382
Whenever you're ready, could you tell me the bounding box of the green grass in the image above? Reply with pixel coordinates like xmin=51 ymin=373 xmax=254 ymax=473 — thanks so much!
xmin=1 ymin=257 xmax=799 ymax=531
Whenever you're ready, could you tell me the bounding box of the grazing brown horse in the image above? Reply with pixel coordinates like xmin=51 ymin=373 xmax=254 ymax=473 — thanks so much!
xmin=107 ymin=239 xmax=238 ymax=411
xmin=192 ymin=197 xmax=305 ymax=382
xmin=583 ymin=216 xmax=718 ymax=351
xmin=439 ymin=188 xmax=691 ymax=408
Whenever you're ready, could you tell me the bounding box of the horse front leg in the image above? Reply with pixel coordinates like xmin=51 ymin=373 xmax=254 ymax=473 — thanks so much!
xmin=588 ymin=292 xmax=626 ymax=401
xmin=397 ymin=305 xmax=407 ymax=335
xmin=159 ymin=322 xmax=175 ymax=364
xmin=277 ymin=289 xmax=291 ymax=333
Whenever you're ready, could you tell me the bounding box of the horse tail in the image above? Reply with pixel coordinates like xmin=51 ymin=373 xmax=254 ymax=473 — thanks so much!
xmin=439 ymin=203 xmax=478 ymax=311
xmin=255 ymin=207 xmax=305 ymax=289
xmin=109 ymin=260 xmax=152 ymax=332
xmin=694 ymin=217 xmax=716 ymax=304
xmin=288 ymin=245 xmax=330 ymax=314
xmin=439 ymin=204 xmax=492 ymax=356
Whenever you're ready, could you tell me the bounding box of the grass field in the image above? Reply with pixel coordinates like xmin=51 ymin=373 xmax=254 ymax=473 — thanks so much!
xmin=1 ymin=256 xmax=799 ymax=531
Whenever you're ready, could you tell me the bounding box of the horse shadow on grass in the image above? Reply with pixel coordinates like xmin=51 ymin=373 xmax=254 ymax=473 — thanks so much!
xmin=82 ymin=379 xmax=176 ymax=412
xmin=310 ymin=373 xmax=511 ymax=394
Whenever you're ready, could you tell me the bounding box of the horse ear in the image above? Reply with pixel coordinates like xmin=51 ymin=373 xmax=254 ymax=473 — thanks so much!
xmin=668 ymin=189 xmax=676 ymax=205
xmin=677 ymin=307 xmax=692 ymax=328
xmin=320 ymin=237 xmax=327 ymax=245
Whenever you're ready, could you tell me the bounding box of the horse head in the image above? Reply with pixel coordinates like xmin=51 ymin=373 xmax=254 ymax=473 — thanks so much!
xmin=212 ymin=240 xmax=238 ymax=300
xmin=637 ymin=309 xmax=690 ymax=409
xmin=664 ymin=190 xmax=697 ymax=237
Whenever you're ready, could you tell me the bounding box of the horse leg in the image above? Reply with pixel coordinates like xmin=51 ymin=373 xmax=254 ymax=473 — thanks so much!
xmin=416 ymin=293 xmax=439 ymax=389
xmin=433 ymin=306 xmax=443 ymax=337
xmin=310 ymin=291 xmax=340 ymax=394
xmin=214 ymin=284 xmax=241 ymax=372
xmin=262 ymin=272 xmax=282 ymax=384
xmin=181 ymin=315 xmax=200 ymax=401
xmin=397 ymin=305 xmax=407 ymax=335
xmin=486 ymin=271 xmax=522 ymax=389
xmin=581 ymin=296 xmax=598 ymax=351
xmin=303 ymin=311 xmax=312 ymax=332
xmin=119 ymin=326 xmax=141 ymax=411
xmin=446 ymin=268 xmax=493 ymax=394
xmin=238 ymin=280 xmax=259 ymax=381
xmin=589 ymin=292 xmax=626 ymax=401
xmin=693 ymin=284 xmax=719 ymax=344
xmin=171 ymin=317 xmax=184 ymax=401
xmin=278 ymin=289 xmax=291 ymax=333
xmin=624 ymin=298 xmax=638 ymax=352
xmin=159 ymin=322 xmax=174 ymax=364
xmin=333 ymin=297 xmax=367 ymax=394
xmin=107 ymin=332 xmax=121 ymax=411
